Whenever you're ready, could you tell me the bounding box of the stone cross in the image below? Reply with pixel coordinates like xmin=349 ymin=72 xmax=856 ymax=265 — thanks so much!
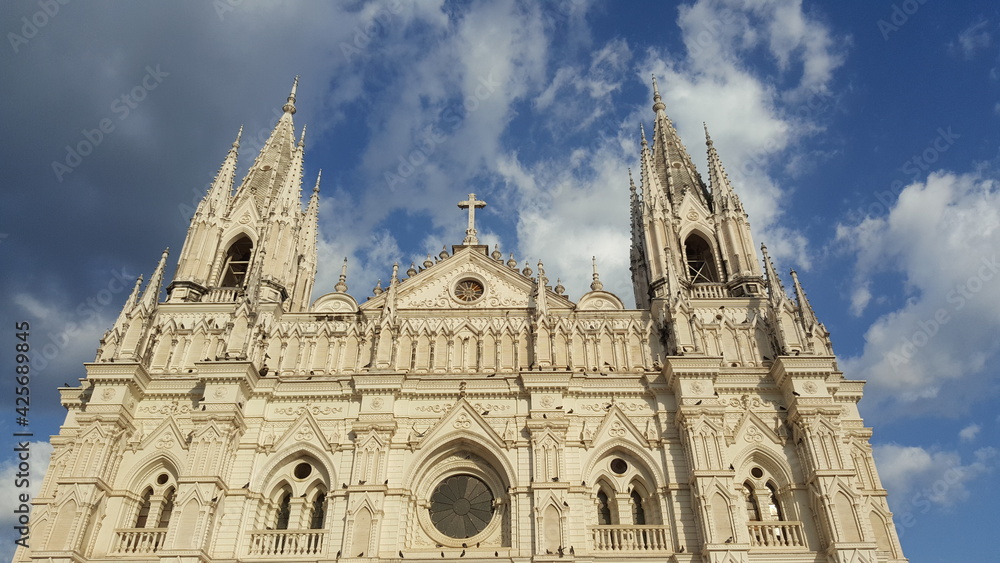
xmin=457 ymin=193 xmax=487 ymax=245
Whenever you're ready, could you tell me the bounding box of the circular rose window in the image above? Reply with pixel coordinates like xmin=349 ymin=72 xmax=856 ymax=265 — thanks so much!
xmin=454 ymin=278 xmax=485 ymax=303
xmin=429 ymin=474 xmax=494 ymax=538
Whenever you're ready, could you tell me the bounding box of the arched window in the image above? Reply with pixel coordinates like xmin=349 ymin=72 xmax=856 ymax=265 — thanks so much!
xmin=156 ymin=486 xmax=175 ymax=528
xmin=275 ymin=491 xmax=292 ymax=530
xmin=596 ymin=489 xmax=613 ymax=525
xmin=221 ymin=237 xmax=253 ymax=287
xmin=630 ymin=489 xmax=646 ymax=525
xmin=309 ymin=492 xmax=326 ymax=529
xmin=743 ymin=482 xmax=761 ymax=521
xmin=684 ymin=233 xmax=719 ymax=283
xmin=135 ymin=487 xmax=153 ymax=528
xmin=765 ymin=482 xmax=784 ymax=521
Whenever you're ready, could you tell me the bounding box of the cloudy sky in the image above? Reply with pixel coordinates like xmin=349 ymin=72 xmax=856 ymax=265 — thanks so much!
xmin=1 ymin=0 xmax=999 ymax=560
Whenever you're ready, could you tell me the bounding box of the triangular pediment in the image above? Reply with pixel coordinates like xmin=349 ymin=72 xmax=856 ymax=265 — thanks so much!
xmin=591 ymin=405 xmax=648 ymax=447
xmin=140 ymin=416 xmax=189 ymax=453
xmin=361 ymin=246 xmax=575 ymax=311
xmin=415 ymin=398 xmax=507 ymax=452
xmin=732 ymin=410 xmax=783 ymax=446
xmin=272 ymin=411 xmax=335 ymax=453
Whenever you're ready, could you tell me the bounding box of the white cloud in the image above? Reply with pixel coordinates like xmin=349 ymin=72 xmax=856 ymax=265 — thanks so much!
xmin=959 ymin=424 xmax=982 ymax=442
xmin=953 ymin=18 xmax=992 ymax=59
xmin=838 ymin=171 xmax=1000 ymax=416
xmin=0 ymin=441 xmax=53 ymax=563
xmin=874 ymin=443 xmax=996 ymax=515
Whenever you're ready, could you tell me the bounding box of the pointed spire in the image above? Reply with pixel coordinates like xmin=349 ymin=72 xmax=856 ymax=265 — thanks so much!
xmin=298 ymin=124 xmax=307 ymax=147
xmin=761 ymin=244 xmax=787 ymax=305
xmin=140 ymin=248 xmax=169 ymax=309
xmin=651 ymin=74 xmax=666 ymax=113
xmin=233 ymin=80 xmax=301 ymax=213
xmin=648 ymin=75 xmax=710 ymax=207
xmin=790 ymin=269 xmax=819 ymax=331
xmin=390 ymin=262 xmax=400 ymax=285
xmin=112 ymin=275 xmax=144 ymax=329
xmin=283 ymin=75 xmax=299 ymax=114
xmin=335 ymin=258 xmax=348 ymax=292
xmin=640 ymin=122 xmax=648 ymax=147
xmin=704 ymin=122 xmax=742 ymax=212
xmin=202 ymin=125 xmax=243 ymax=215
xmin=590 ymin=256 xmax=604 ymax=291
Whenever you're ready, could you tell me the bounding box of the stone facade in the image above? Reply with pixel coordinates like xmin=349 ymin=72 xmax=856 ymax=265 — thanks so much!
xmin=16 ymin=78 xmax=907 ymax=563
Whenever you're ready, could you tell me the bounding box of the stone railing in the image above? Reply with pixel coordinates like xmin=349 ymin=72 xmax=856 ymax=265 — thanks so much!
xmin=113 ymin=528 xmax=167 ymax=554
xmin=590 ymin=525 xmax=671 ymax=552
xmin=690 ymin=283 xmax=729 ymax=299
xmin=248 ymin=530 xmax=325 ymax=556
xmin=747 ymin=521 xmax=806 ymax=548
xmin=204 ymin=287 xmax=242 ymax=303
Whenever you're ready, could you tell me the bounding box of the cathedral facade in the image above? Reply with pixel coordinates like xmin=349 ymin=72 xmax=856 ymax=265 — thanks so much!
xmin=17 ymin=79 xmax=907 ymax=563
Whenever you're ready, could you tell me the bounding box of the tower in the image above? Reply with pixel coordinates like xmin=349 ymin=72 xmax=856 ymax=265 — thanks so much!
xmin=18 ymin=78 xmax=906 ymax=563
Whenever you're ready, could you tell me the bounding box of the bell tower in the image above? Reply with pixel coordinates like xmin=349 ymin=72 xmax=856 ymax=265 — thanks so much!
xmin=630 ymin=76 xmax=764 ymax=311
xmin=166 ymin=77 xmax=319 ymax=312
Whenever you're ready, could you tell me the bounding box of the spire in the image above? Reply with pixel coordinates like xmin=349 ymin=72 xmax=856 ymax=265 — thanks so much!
xmin=648 ymin=75 xmax=710 ymax=207
xmin=590 ymin=256 xmax=604 ymax=291
xmin=761 ymin=244 xmax=787 ymax=306
xmin=335 ymin=258 xmax=348 ymax=292
xmin=651 ymin=74 xmax=666 ymax=113
xmin=298 ymin=124 xmax=306 ymax=147
xmin=111 ymin=275 xmax=143 ymax=330
xmin=283 ymin=75 xmax=299 ymax=114
xmin=201 ymin=125 xmax=242 ymax=216
xmin=232 ymin=79 xmax=301 ymax=213
xmin=704 ymin=123 xmax=742 ymax=213
xmin=140 ymin=248 xmax=169 ymax=309
xmin=382 ymin=262 xmax=399 ymax=323
xmin=790 ymin=269 xmax=819 ymax=332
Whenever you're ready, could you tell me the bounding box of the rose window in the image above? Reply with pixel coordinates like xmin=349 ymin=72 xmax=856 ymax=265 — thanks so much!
xmin=429 ymin=474 xmax=494 ymax=538
xmin=454 ymin=279 xmax=485 ymax=303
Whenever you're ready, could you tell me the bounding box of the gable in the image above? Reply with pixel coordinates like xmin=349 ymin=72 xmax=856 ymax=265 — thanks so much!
xmin=361 ymin=246 xmax=575 ymax=311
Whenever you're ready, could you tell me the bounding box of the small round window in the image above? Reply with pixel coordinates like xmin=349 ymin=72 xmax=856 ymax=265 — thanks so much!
xmin=750 ymin=467 xmax=764 ymax=479
xmin=610 ymin=458 xmax=628 ymax=475
xmin=294 ymin=462 xmax=312 ymax=479
xmin=429 ymin=474 xmax=494 ymax=538
xmin=454 ymin=278 xmax=485 ymax=303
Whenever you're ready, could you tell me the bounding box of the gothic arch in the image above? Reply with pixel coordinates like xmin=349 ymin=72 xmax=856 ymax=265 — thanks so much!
xmin=680 ymin=228 xmax=723 ymax=283
xmin=253 ymin=446 xmax=335 ymax=495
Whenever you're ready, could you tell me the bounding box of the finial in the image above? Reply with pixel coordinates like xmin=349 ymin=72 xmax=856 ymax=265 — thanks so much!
xmin=313 ymin=170 xmax=322 ymax=193
xmin=703 ymin=122 xmax=713 ymax=146
xmin=298 ymin=124 xmax=307 ymax=147
xmin=373 ymin=280 xmax=383 ymax=295
xmin=651 ymin=74 xmax=666 ymax=113
xmin=283 ymin=75 xmax=299 ymax=114
xmin=423 ymin=254 xmax=434 ymax=269
xmin=491 ymin=244 xmax=502 ymax=260
xmin=522 ymin=260 xmax=533 ymax=277
xmin=640 ymin=122 xmax=648 ymax=146
xmin=233 ymin=125 xmax=243 ymax=149
xmin=507 ymin=253 xmax=518 ymax=269
xmin=590 ymin=256 xmax=604 ymax=291
xmin=391 ymin=262 xmax=399 ymax=284
xmin=439 ymin=245 xmax=449 ymax=260
xmin=407 ymin=263 xmax=417 ymax=277
xmin=628 ymin=168 xmax=636 ymax=192
xmin=537 ymin=260 xmax=546 ymax=282
xmin=554 ymin=278 xmax=565 ymax=295
xmin=335 ymin=258 xmax=348 ymax=292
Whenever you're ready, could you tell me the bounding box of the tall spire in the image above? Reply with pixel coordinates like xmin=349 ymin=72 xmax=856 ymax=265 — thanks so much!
xmin=201 ymin=125 xmax=242 ymax=216
xmin=283 ymin=75 xmax=299 ymax=115
xmin=648 ymin=75 xmax=710 ymax=207
xmin=535 ymin=260 xmax=548 ymax=316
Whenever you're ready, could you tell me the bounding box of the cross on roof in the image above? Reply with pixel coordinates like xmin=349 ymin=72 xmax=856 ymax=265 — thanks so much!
xmin=457 ymin=193 xmax=487 ymax=245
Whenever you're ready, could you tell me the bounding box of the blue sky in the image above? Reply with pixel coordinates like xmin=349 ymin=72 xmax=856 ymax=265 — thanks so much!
xmin=1 ymin=1 xmax=999 ymax=560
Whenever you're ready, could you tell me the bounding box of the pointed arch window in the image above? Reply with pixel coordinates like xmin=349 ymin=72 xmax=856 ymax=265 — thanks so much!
xmin=309 ymin=491 xmax=327 ymax=529
xmin=275 ymin=490 xmax=292 ymax=530
xmin=630 ymin=489 xmax=646 ymax=525
xmin=221 ymin=236 xmax=253 ymax=287
xmin=135 ymin=487 xmax=153 ymax=528
xmin=765 ymin=482 xmax=784 ymax=521
xmin=156 ymin=486 xmax=175 ymax=528
xmin=684 ymin=234 xmax=719 ymax=283
xmin=743 ymin=482 xmax=761 ymax=521
xmin=596 ymin=489 xmax=613 ymax=525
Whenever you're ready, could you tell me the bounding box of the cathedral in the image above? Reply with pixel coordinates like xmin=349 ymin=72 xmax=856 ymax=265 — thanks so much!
xmin=17 ymin=78 xmax=907 ymax=563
